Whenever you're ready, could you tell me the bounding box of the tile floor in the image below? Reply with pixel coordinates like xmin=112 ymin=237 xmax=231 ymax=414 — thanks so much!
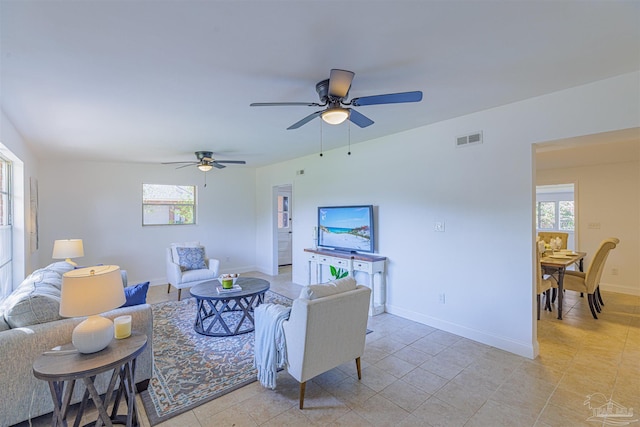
xmin=22 ymin=267 xmax=640 ymax=426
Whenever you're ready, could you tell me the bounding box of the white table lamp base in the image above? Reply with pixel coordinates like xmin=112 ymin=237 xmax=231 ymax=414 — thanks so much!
xmin=72 ymin=315 xmax=114 ymax=354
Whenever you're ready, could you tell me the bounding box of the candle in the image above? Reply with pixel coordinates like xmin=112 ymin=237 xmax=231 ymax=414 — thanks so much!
xmin=114 ymin=315 xmax=132 ymax=339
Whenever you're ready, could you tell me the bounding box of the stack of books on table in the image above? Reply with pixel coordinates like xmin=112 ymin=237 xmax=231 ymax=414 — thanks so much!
xmin=217 ymin=285 xmax=242 ymax=293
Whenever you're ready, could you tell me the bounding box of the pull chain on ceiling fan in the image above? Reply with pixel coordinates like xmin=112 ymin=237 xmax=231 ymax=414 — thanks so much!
xmin=250 ymin=69 xmax=423 ymax=130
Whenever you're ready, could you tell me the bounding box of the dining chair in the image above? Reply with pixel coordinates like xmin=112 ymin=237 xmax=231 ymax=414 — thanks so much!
xmin=562 ymin=237 xmax=619 ymax=319
xmin=538 ymin=231 xmax=581 ymax=302
xmin=536 ymin=245 xmax=555 ymax=320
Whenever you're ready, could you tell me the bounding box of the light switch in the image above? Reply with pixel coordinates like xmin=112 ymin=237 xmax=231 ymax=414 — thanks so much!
xmin=434 ymin=221 xmax=445 ymax=232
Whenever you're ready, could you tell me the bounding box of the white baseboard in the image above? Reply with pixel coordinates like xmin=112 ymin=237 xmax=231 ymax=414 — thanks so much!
xmin=147 ymin=265 xmax=259 ymax=288
xmin=385 ymin=304 xmax=537 ymax=359
xmin=600 ymin=282 xmax=640 ymax=296
xmin=149 ymin=279 xmax=167 ymax=287
xmin=219 ymin=265 xmax=259 ymax=275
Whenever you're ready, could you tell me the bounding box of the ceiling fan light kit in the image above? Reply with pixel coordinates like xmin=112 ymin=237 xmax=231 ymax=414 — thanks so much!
xmin=321 ymin=107 xmax=349 ymax=125
xmin=250 ymin=68 xmax=422 ymax=130
xmin=197 ymin=163 xmax=213 ymax=172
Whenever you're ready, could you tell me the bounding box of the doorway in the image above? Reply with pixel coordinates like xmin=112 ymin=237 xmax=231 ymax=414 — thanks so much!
xmin=276 ymin=185 xmax=292 ymax=267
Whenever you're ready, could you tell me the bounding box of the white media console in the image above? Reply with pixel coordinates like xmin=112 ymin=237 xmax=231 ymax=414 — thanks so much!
xmin=304 ymin=248 xmax=387 ymax=316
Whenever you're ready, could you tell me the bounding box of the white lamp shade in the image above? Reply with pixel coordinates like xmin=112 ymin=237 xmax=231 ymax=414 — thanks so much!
xmin=321 ymin=108 xmax=349 ymax=125
xmin=60 ymin=265 xmax=125 ymax=317
xmin=198 ymin=163 xmax=213 ymax=172
xmin=52 ymin=239 xmax=85 ymax=260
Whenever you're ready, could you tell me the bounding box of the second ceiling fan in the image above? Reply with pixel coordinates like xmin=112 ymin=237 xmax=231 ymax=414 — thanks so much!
xmin=250 ymin=69 xmax=422 ymax=130
xmin=163 ymin=151 xmax=246 ymax=172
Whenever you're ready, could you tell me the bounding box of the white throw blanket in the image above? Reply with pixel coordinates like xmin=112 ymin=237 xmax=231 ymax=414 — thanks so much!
xmin=254 ymin=303 xmax=291 ymax=389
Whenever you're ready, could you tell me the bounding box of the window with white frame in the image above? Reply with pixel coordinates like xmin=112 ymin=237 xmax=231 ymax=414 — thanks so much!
xmin=536 ymin=200 xmax=574 ymax=231
xmin=0 ymin=155 xmax=12 ymax=298
xmin=142 ymin=184 xmax=196 ymax=225
xmin=536 ymin=184 xmax=575 ymax=232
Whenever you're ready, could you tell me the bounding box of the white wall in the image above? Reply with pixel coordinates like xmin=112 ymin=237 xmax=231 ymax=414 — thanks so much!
xmin=537 ymin=160 xmax=639 ymax=295
xmin=5 ymin=71 xmax=638 ymax=358
xmin=255 ymin=72 xmax=640 ymax=358
xmin=37 ymin=161 xmax=257 ymax=285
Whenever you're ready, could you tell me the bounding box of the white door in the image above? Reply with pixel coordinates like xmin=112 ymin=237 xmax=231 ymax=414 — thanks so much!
xmin=277 ymin=187 xmax=292 ymax=266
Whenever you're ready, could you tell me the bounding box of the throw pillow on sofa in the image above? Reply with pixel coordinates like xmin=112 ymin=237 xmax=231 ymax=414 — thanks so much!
xmin=0 ymin=261 xmax=74 ymax=328
xmin=121 ymin=282 xmax=150 ymax=307
xmin=0 ymin=307 xmax=10 ymax=331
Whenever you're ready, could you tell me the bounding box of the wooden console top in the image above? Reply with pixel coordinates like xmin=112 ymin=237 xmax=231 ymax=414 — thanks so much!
xmin=304 ymin=248 xmax=387 ymax=262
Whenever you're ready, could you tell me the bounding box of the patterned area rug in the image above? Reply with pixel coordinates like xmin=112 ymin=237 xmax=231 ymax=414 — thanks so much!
xmin=141 ymin=291 xmax=292 ymax=425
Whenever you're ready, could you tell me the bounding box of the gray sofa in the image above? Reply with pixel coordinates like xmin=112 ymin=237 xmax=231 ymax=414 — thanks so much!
xmin=0 ymin=262 xmax=154 ymax=427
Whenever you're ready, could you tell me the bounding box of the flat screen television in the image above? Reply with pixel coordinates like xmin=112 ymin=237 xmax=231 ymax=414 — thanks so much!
xmin=317 ymin=205 xmax=374 ymax=253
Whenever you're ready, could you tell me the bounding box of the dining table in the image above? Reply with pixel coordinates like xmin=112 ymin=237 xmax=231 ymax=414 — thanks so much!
xmin=540 ymin=251 xmax=586 ymax=319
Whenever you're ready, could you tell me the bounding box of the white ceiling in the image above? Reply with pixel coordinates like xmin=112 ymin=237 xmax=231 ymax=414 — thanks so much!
xmin=1 ymin=1 xmax=639 ymax=167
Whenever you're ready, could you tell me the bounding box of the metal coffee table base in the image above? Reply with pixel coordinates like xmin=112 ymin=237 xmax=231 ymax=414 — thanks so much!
xmin=194 ymin=293 xmax=265 ymax=337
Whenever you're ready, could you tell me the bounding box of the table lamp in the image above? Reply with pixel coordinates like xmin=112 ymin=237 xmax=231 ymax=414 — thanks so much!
xmin=52 ymin=239 xmax=85 ymax=266
xmin=60 ymin=265 xmax=126 ymax=354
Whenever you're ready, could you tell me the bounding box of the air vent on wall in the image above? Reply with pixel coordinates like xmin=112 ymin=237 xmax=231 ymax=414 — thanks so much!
xmin=456 ymin=131 xmax=483 ymax=148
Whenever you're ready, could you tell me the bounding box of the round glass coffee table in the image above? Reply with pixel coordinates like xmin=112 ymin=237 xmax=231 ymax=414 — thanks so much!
xmin=190 ymin=277 xmax=270 ymax=337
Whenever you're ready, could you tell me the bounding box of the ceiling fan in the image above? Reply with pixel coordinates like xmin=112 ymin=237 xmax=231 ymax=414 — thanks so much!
xmin=250 ymin=69 xmax=422 ymax=130
xmin=162 ymin=151 xmax=246 ymax=172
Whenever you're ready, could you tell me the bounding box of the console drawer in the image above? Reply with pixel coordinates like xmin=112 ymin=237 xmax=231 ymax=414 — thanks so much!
xmin=330 ymin=258 xmax=350 ymax=268
xmin=353 ymin=261 xmax=373 ymax=273
xmin=317 ymin=256 xmax=349 ymax=267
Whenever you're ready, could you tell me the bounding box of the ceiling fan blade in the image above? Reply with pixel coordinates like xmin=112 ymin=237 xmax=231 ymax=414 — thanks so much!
xmin=212 ymin=162 xmax=226 ymax=169
xmin=287 ymin=110 xmax=324 ymax=130
xmin=175 ymin=163 xmax=195 ymax=169
xmin=162 ymin=161 xmax=197 ymax=165
xmin=250 ymin=102 xmax=322 ymax=107
xmin=214 ymin=160 xmax=246 ymax=164
xmin=328 ymin=69 xmax=355 ymax=98
xmin=348 ymin=108 xmax=374 ymax=128
xmin=351 ymin=91 xmax=423 ymax=107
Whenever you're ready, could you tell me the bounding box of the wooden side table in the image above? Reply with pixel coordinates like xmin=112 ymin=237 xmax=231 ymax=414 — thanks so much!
xmin=33 ymin=332 xmax=147 ymax=427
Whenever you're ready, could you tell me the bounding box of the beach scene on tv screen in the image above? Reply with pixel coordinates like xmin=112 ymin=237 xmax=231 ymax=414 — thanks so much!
xmin=319 ymin=207 xmax=371 ymax=251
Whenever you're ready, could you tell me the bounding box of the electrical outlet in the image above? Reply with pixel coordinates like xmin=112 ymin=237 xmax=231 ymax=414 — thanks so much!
xmin=434 ymin=221 xmax=445 ymax=232
xmin=438 ymin=293 xmax=446 ymax=304
xmin=611 ymin=267 xmax=619 ymax=276
xmin=225 ymin=256 xmax=230 ymax=262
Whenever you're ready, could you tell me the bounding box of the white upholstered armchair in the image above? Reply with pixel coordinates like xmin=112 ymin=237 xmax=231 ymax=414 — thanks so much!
xmin=282 ymin=279 xmax=371 ymax=409
xmin=165 ymin=243 xmax=220 ymax=300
